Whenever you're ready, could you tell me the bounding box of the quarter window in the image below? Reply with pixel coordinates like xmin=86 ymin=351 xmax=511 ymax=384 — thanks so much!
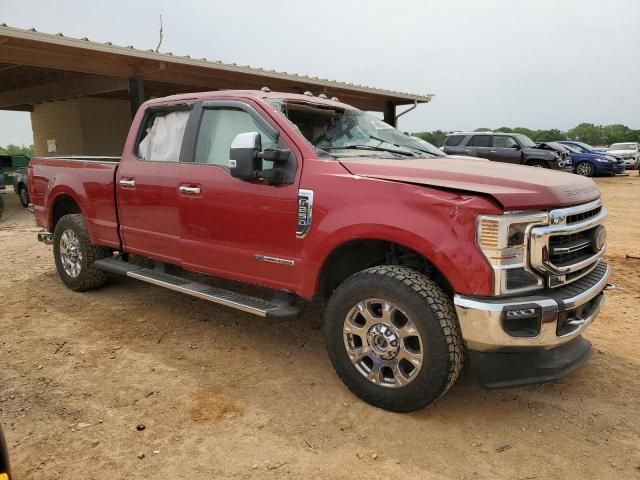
xmin=195 ymin=108 xmax=279 ymax=169
xmin=444 ymin=135 xmax=465 ymax=147
xmin=469 ymin=135 xmax=491 ymax=147
xmin=136 ymin=109 xmax=190 ymax=161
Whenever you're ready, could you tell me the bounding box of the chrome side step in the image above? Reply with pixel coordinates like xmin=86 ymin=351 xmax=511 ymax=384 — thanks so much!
xmin=94 ymin=258 xmax=300 ymax=320
xmin=37 ymin=231 xmax=54 ymax=244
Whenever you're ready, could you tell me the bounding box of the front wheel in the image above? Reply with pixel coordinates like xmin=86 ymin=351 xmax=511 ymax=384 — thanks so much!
xmin=324 ymin=266 xmax=464 ymax=412
xmin=53 ymin=214 xmax=110 ymax=291
xmin=528 ymin=161 xmax=549 ymax=168
xmin=575 ymin=161 xmax=595 ymax=177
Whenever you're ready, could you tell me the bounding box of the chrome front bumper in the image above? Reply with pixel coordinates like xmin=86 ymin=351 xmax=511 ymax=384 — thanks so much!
xmin=454 ymin=261 xmax=609 ymax=352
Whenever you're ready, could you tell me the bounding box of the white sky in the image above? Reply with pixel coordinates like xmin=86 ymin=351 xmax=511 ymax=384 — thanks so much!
xmin=1 ymin=0 xmax=639 ymax=146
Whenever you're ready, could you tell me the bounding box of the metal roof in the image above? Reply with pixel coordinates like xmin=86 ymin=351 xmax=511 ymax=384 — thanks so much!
xmin=0 ymin=24 xmax=433 ymax=107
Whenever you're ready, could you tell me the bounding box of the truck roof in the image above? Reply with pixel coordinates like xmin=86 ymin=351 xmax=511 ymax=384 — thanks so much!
xmin=143 ymin=89 xmax=354 ymax=110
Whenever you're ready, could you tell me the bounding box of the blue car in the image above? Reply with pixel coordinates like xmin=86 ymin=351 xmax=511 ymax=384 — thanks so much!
xmin=557 ymin=140 xmax=624 ymax=177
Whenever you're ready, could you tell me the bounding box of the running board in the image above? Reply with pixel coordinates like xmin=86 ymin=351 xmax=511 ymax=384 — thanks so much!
xmin=94 ymin=258 xmax=300 ymax=320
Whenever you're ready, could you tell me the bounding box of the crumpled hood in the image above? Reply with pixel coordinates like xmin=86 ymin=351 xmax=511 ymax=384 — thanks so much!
xmin=340 ymin=157 xmax=600 ymax=210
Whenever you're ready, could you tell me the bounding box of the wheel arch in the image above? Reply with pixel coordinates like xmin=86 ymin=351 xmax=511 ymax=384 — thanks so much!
xmin=313 ymin=237 xmax=454 ymax=301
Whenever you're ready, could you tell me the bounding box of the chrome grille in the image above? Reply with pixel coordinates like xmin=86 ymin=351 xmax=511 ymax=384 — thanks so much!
xmin=529 ymin=199 xmax=606 ymax=288
xmin=548 ymin=227 xmax=596 ymax=266
xmin=566 ymin=206 xmax=601 ymax=225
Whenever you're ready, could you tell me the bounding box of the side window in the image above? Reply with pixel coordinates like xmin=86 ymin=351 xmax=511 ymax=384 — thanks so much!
xmin=469 ymin=135 xmax=491 ymax=147
xmin=492 ymin=136 xmax=518 ymax=148
xmin=444 ymin=134 xmax=465 ymax=147
xmin=195 ymin=108 xmax=279 ymax=169
xmin=136 ymin=109 xmax=190 ymax=161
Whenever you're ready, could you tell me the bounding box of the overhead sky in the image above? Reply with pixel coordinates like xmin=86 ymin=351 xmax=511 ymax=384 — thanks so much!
xmin=0 ymin=0 xmax=639 ymax=146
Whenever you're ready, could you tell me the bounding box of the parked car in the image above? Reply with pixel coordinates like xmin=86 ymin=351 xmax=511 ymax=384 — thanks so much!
xmin=0 ymin=424 xmax=10 ymax=480
xmin=0 ymin=154 xmax=30 ymax=190
xmin=558 ymin=141 xmax=624 ymax=176
xmin=442 ymin=132 xmax=573 ymax=171
xmin=12 ymin=167 xmax=29 ymax=207
xmin=555 ymin=143 xmax=616 ymax=177
xmin=410 ymin=136 xmax=489 ymax=161
xmin=29 ymin=90 xmax=610 ymax=412
xmin=607 ymin=142 xmax=639 ymax=169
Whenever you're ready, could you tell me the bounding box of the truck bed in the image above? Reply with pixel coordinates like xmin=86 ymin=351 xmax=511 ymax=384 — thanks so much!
xmin=29 ymin=156 xmax=122 ymax=249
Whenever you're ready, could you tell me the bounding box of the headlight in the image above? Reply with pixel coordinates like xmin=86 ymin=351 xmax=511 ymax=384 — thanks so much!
xmin=477 ymin=212 xmax=549 ymax=295
xmin=594 ymin=157 xmax=611 ymax=163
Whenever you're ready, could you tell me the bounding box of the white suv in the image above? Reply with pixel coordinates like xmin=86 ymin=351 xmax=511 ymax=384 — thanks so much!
xmin=608 ymin=142 xmax=639 ymax=169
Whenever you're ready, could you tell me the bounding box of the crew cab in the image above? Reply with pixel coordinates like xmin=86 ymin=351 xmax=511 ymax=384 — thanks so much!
xmin=443 ymin=132 xmax=573 ymax=171
xmin=28 ymin=90 xmax=610 ymax=412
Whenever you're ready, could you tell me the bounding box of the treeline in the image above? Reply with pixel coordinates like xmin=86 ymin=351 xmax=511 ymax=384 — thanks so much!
xmin=0 ymin=144 xmax=34 ymax=156
xmin=413 ymin=123 xmax=640 ymax=147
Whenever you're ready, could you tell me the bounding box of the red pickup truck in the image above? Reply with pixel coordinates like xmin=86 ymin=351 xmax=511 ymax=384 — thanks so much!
xmin=28 ymin=90 xmax=609 ymax=412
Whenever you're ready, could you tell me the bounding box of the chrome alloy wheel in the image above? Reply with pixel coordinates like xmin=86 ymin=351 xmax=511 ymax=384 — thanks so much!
xmin=576 ymin=162 xmax=594 ymax=176
xmin=343 ymin=298 xmax=423 ymax=388
xmin=59 ymin=229 xmax=83 ymax=278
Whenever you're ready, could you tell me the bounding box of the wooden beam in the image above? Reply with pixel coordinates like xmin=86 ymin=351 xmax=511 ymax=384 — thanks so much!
xmin=383 ymin=101 xmax=396 ymax=127
xmin=0 ymin=75 xmax=129 ymax=108
xmin=128 ymin=77 xmax=145 ymax=117
xmin=0 ymin=44 xmax=135 ymax=77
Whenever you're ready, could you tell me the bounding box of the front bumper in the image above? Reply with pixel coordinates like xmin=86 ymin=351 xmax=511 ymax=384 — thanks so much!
xmin=454 ymin=261 xmax=609 ymax=387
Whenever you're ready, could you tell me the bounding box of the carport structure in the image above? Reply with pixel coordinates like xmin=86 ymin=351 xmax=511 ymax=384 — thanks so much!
xmin=0 ymin=24 xmax=432 ymax=156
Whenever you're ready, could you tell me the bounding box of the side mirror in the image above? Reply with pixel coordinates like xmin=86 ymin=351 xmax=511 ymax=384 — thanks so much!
xmin=511 ymin=144 xmax=521 ymax=149
xmin=229 ymin=132 xmax=291 ymax=184
xmin=229 ymin=132 xmax=262 ymax=180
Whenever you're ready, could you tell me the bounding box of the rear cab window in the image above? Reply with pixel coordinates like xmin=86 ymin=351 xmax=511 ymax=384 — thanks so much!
xmin=136 ymin=106 xmax=191 ymax=162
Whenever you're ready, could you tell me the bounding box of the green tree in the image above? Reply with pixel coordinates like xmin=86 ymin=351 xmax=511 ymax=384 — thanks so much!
xmin=0 ymin=144 xmax=34 ymax=157
xmin=567 ymin=123 xmax=603 ymax=145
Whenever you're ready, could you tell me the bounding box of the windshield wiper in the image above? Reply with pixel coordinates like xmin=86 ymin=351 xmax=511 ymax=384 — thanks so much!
xmin=325 ymin=144 xmax=415 ymax=157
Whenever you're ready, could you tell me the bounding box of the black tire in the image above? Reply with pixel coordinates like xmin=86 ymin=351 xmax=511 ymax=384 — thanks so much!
xmin=528 ymin=160 xmax=549 ymax=168
xmin=53 ymin=214 xmax=110 ymax=291
xmin=18 ymin=185 xmax=29 ymax=207
xmin=324 ymin=265 xmax=464 ymax=412
xmin=575 ymin=161 xmax=595 ymax=177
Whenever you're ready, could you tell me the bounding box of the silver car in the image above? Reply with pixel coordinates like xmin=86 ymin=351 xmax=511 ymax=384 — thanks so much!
xmin=608 ymin=142 xmax=640 ymax=169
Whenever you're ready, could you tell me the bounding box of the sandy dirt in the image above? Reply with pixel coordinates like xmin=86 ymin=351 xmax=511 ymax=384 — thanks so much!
xmin=1 ymin=174 xmax=639 ymax=480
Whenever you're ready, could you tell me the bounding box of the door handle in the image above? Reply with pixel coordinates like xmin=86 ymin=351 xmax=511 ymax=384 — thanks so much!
xmin=463 ymin=149 xmax=472 ymax=154
xmin=179 ymin=186 xmax=201 ymax=195
xmin=119 ymin=178 xmax=136 ymax=189
xmin=490 ymin=150 xmax=497 ymax=153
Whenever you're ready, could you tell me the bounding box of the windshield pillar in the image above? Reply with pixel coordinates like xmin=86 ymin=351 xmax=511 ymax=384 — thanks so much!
xmin=383 ymin=101 xmax=396 ymax=127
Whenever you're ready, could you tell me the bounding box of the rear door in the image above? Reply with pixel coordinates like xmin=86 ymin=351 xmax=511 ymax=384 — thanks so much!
xmin=176 ymin=99 xmax=301 ymax=291
xmin=466 ymin=135 xmax=492 ymax=159
xmin=116 ymin=104 xmax=192 ymax=263
xmin=488 ymin=135 xmax=522 ymax=164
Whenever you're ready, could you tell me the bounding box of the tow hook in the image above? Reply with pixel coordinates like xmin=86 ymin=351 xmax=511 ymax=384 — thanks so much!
xmin=604 ymin=283 xmax=617 ymax=291
xmin=37 ymin=231 xmax=54 ymax=245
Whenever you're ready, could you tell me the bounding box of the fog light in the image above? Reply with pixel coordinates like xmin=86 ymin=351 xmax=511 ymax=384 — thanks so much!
xmin=502 ymin=306 xmax=542 ymax=338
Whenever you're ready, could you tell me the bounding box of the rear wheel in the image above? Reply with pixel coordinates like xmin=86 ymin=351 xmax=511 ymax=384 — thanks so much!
xmin=18 ymin=185 xmax=29 ymax=207
xmin=575 ymin=161 xmax=595 ymax=177
xmin=53 ymin=214 xmax=110 ymax=291
xmin=324 ymin=265 xmax=464 ymax=412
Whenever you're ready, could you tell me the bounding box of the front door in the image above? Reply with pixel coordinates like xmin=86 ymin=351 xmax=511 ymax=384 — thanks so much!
xmin=488 ymin=136 xmax=522 ymax=164
xmin=116 ymin=105 xmax=191 ymax=263
xmin=177 ymin=100 xmax=301 ymax=291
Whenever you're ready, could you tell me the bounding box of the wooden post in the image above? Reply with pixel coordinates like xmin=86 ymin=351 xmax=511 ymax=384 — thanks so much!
xmin=383 ymin=101 xmax=396 ymax=127
xmin=128 ymin=77 xmax=145 ymax=118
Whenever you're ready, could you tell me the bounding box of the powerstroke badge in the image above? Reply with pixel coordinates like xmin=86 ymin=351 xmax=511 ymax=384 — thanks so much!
xmin=296 ymin=189 xmax=314 ymax=238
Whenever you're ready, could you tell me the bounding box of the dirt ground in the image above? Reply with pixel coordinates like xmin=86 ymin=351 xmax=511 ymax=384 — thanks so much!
xmin=1 ymin=174 xmax=639 ymax=480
